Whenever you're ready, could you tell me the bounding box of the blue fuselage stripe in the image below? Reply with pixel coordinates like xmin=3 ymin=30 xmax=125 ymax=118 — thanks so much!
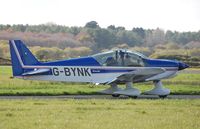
xmin=90 ymin=69 xmax=134 ymax=74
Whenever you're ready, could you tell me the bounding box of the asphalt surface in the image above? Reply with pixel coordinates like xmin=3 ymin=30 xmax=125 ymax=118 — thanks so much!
xmin=0 ymin=95 xmax=200 ymax=100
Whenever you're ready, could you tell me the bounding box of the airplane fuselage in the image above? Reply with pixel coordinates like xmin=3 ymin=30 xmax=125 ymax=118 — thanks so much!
xmin=22 ymin=66 xmax=178 ymax=84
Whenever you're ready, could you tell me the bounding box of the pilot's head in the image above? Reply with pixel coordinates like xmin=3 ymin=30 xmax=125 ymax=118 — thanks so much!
xmin=125 ymin=54 xmax=130 ymax=58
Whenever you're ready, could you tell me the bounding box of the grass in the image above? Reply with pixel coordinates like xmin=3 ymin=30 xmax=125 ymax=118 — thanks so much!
xmin=0 ymin=66 xmax=200 ymax=129
xmin=0 ymin=99 xmax=200 ymax=129
xmin=0 ymin=66 xmax=200 ymax=95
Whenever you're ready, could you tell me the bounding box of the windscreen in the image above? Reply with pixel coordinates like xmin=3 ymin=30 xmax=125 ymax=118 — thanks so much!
xmin=92 ymin=50 xmax=146 ymax=67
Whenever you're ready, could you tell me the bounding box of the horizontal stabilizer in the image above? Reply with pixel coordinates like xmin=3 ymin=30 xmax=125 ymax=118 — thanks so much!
xmin=22 ymin=68 xmax=50 ymax=76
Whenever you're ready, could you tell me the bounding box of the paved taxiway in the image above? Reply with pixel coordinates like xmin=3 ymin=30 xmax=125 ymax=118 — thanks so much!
xmin=0 ymin=95 xmax=200 ymax=99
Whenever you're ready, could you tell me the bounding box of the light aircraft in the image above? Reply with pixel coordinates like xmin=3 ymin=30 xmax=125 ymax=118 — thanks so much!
xmin=9 ymin=40 xmax=189 ymax=98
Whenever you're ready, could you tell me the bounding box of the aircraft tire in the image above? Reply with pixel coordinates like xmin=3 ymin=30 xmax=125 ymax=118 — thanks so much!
xmin=129 ymin=96 xmax=138 ymax=99
xmin=159 ymin=95 xmax=168 ymax=99
xmin=112 ymin=94 xmax=120 ymax=97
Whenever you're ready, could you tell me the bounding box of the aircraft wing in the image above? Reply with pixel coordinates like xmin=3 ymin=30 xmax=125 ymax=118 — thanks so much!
xmin=106 ymin=68 xmax=165 ymax=84
xmin=22 ymin=68 xmax=50 ymax=76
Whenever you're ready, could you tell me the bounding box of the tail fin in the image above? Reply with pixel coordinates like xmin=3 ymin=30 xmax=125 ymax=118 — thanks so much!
xmin=9 ymin=40 xmax=40 ymax=76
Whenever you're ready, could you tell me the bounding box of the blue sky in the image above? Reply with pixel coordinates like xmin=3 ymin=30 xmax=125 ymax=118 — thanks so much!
xmin=1 ymin=0 xmax=200 ymax=31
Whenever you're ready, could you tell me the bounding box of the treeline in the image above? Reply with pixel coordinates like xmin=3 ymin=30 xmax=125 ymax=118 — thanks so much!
xmin=1 ymin=40 xmax=199 ymax=66
xmin=0 ymin=21 xmax=200 ymax=66
xmin=0 ymin=21 xmax=200 ymax=49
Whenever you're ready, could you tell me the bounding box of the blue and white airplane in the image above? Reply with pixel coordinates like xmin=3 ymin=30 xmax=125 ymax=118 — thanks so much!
xmin=9 ymin=40 xmax=189 ymax=98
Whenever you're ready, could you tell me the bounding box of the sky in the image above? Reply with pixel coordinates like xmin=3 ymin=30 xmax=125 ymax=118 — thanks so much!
xmin=0 ymin=0 xmax=200 ymax=32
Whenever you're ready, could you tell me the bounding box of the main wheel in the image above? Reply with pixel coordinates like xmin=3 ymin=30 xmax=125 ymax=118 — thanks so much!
xmin=159 ymin=95 xmax=168 ymax=99
xmin=112 ymin=94 xmax=120 ymax=97
xmin=129 ymin=96 xmax=138 ymax=99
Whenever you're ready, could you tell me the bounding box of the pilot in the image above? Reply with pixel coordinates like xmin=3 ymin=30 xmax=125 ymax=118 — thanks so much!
xmin=105 ymin=57 xmax=118 ymax=66
xmin=124 ymin=54 xmax=133 ymax=66
xmin=119 ymin=50 xmax=125 ymax=66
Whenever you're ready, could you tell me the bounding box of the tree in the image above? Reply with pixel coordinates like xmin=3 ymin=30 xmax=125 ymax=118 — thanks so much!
xmin=165 ymin=43 xmax=180 ymax=49
xmin=34 ymin=47 xmax=64 ymax=61
xmin=90 ymin=28 xmax=117 ymax=49
xmin=0 ymin=47 xmax=3 ymax=57
xmin=116 ymin=26 xmax=125 ymax=31
xmin=132 ymin=27 xmax=145 ymax=38
xmin=0 ymin=41 xmax=10 ymax=58
xmin=165 ymin=30 xmax=174 ymax=42
xmin=35 ymin=49 xmax=50 ymax=61
xmin=107 ymin=25 xmax=116 ymax=30
xmin=85 ymin=21 xmax=99 ymax=28
xmin=64 ymin=47 xmax=92 ymax=58
xmin=152 ymin=28 xmax=165 ymax=45
xmin=69 ymin=27 xmax=81 ymax=35
xmin=116 ymin=30 xmax=142 ymax=47
xmin=146 ymin=28 xmax=165 ymax=46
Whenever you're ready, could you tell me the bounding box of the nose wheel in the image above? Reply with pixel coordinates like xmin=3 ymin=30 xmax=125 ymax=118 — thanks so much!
xmin=112 ymin=94 xmax=120 ymax=97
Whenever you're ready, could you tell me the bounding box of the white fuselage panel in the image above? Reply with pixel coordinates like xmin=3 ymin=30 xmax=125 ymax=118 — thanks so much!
xmin=22 ymin=66 xmax=178 ymax=83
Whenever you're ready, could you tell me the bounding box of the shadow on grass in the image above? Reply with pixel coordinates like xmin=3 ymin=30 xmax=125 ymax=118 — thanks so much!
xmin=0 ymin=91 xmax=103 ymax=96
xmin=0 ymin=91 xmax=200 ymax=96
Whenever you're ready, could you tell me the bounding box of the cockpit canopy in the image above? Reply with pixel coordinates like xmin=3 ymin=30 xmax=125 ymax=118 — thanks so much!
xmin=92 ymin=50 xmax=147 ymax=67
